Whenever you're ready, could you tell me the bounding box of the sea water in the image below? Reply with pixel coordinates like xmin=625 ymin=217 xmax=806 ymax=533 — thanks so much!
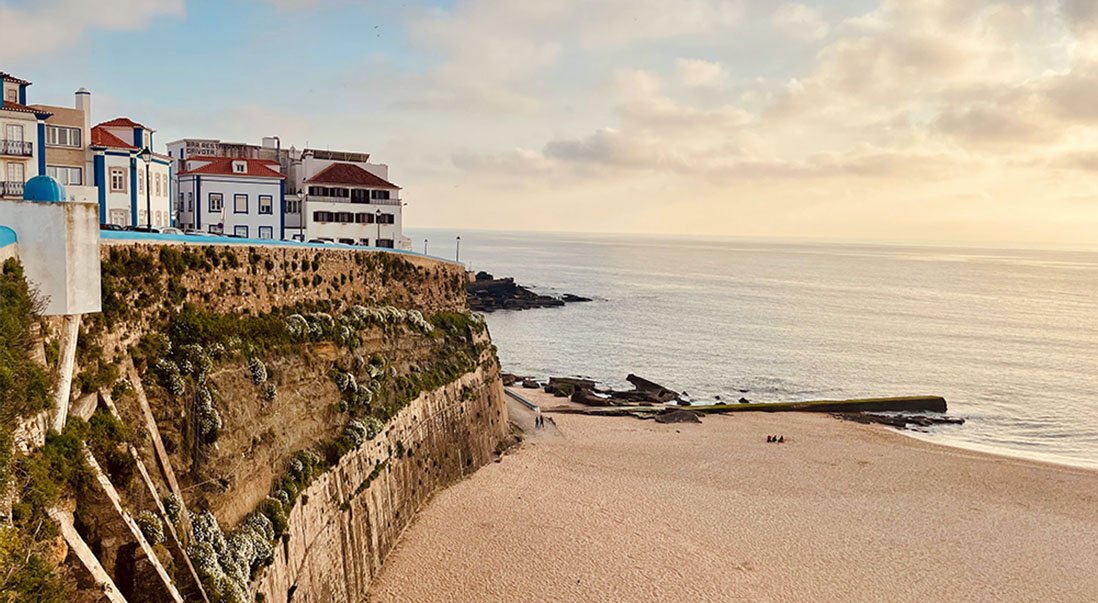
xmin=410 ymin=229 xmax=1098 ymax=469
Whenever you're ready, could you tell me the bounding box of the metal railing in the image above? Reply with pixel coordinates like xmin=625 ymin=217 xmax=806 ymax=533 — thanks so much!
xmin=308 ymin=195 xmax=401 ymax=206
xmin=0 ymin=181 xmax=24 ymax=197
xmin=0 ymin=140 xmax=33 ymax=157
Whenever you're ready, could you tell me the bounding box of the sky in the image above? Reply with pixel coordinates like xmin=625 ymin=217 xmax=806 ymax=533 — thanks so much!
xmin=3 ymin=0 xmax=1098 ymax=246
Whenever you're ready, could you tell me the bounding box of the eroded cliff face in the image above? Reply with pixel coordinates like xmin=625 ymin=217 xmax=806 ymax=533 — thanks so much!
xmin=1 ymin=243 xmax=510 ymax=603
xmin=256 ymin=365 xmax=506 ymax=603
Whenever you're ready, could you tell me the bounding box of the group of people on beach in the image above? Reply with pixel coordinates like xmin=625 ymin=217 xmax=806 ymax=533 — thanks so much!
xmin=766 ymin=435 xmax=785 ymax=443
xmin=535 ymin=412 xmax=546 ymax=430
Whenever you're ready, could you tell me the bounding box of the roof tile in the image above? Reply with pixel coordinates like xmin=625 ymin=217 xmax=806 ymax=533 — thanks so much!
xmin=307 ymin=162 xmax=401 ymax=189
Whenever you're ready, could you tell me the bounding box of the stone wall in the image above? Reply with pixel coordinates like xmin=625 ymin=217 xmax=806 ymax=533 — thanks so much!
xmin=255 ymin=365 xmax=508 ymax=603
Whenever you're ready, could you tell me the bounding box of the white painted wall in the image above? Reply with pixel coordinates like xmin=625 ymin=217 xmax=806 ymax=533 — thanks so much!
xmin=176 ymin=175 xmax=282 ymax=239
xmin=0 ymin=198 xmax=101 ymax=315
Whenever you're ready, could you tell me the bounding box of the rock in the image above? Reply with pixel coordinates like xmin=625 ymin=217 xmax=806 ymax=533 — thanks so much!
xmin=654 ymin=409 xmax=702 ymax=424
xmin=626 ymin=374 xmax=681 ymax=403
xmin=70 ymin=392 xmax=98 ymax=422
xmin=546 ymin=377 xmax=596 ymax=397
xmin=561 ymin=294 xmax=592 ymax=303
xmin=501 ymin=373 xmax=520 ymax=386
xmin=834 ymin=412 xmax=966 ymax=430
xmin=571 ymin=388 xmax=612 ymax=406
xmin=738 ymin=397 xmax=750 ymax=404
xmin=521 ymin=379 xmax=540 ymax=389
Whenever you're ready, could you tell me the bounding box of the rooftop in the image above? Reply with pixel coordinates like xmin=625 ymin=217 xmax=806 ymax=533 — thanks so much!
xmin=307 ymin=162 xmax=400 ymax=189
xmin=0 ymin=72 xmax=30 ymax=85
xmin=0 ymin=101 xmax=51 ymax=117
xmin=179 ymin=157 xmax=285 ymax=179
xmin=98 ymin=117 xmax=154 ymax=131
xmin=91 ymin=125 xmax=137 ymax=150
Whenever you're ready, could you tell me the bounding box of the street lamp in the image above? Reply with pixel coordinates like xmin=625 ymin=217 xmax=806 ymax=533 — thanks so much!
xmin=375 ymin=208 xmax=382 ymax=248
xmin=137 ymin=146 xmax=153 ymax=229
xmin=424 ymin=239 xmax=429 ymax=255
xmin=456 ymin=236 xmax=461 ymax=262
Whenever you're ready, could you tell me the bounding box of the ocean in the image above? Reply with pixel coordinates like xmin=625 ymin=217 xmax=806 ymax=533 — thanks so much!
xmin=410 ymin=228 xmax=1098 ymax=469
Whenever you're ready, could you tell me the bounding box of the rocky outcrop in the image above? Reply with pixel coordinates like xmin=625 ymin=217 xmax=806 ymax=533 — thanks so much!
xmin=466 ymin=272 xmax=590 ymax=313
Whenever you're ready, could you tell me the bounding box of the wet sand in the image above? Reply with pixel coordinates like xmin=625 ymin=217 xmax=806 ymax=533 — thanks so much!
xmin=369 ymin=391 xmax=1098 ymax=602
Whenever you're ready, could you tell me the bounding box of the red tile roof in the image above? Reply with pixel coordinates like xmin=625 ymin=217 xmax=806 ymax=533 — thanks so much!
xmin=90 ymin=125 xmax=137 ymax=150
xmin=307 ymin=162 xmax=401 ymax=189
xmin=1 ymin=101 xmax=51 ymax=117
xmin=97 ymin=117 xmax=151 ymax=130
xmin=178 ymin=157 xmax=285 ymax=179
xmin=0 ymin=72 xmax=30 ymax=85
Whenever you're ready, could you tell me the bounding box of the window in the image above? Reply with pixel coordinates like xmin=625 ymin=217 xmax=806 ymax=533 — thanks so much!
xmin=378 ymin=213 xmax=395 ymax=224
xmin=4 ymin=89 xmax=15 ymax=103
xmin=259 ymin=226 xmax=274 ymax=240
xmin=371 ymin=190 xmax=391 ymax=200
xmin=335 ymin=212 xmax=351 ymax=223
xmin=209 ymin=193 xmax=223 ymax=212
xmin=187 ymin=192 xmax=194 ymax=212
xmin=339 ymin=238 xmax=355 ymax=245
xmin=351 ymin=189 xmax=369 ymax=203
xmin=46 ymin=166 xmax=82 ymax=186
xmin=176 ymin=193 xmax=184 ymax=213
xmin=287 ymin=199 xmax=301 ymax=214
xmin=377 ymin=239 xmax=394 ymax=249
xmin=312 ymin=211 xmax=333 ymax=223
xmin=109 ymin=209 xmax=128 ymax=226
xmin=4 ymin=124 xmax=23 ymax=142
xmin=234 ymin=225 xmax=249 ymax=238
xmin=258 ymin=195 xmax=273 ymax=215
xmin=45 ymin=126 xmax=81 ymax=148
xmin=234 ymin=194 xmax=248 ymax=213
xmin=155 ymin=173 xmax=162 ymax=197
xmin=7 ymin=163 xmax=25 ymax=183
xmin=233 ymin=161 xmax=247 ymax=174
xmin=109 ymin=168 xmax=126 ymax=192
xmin=137 ymin=171 xmax=144 ymax=194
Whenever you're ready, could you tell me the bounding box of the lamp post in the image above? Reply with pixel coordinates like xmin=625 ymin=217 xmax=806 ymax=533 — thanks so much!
xmin=137 ymin=146 xmax=153 ymax=229
xmin=296 ymin=191 xmax=306 ymax=241
xmin=456 ymin=236 xmax=461 ymax=262
xmin=424 ymin=239 xmax=429 ymax=255
xmin=375 ymin=208 xmax=382 ymax=248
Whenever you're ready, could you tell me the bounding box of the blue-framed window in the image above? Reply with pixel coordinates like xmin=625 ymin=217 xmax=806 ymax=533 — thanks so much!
xmin=209 ymin=192 xmax=223 ymax=212
xmin=259 ymin=226 xmax=273 ymax=240
xmin=234 ymin=193 xmax=248 ymax=214
xmin=258 ymin=194 xmax=273 ymax=215
xmin=234 ymin=225 xmax=248 ymax=238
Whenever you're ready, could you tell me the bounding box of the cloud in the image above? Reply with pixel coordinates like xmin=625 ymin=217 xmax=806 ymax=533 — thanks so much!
xmin=773 ymin=3 xmax=830 ymax=41
xmin=675 ymin=58 xmax=727 ymax=87
xmin=0 ymin=0 xmax=184 ymax=59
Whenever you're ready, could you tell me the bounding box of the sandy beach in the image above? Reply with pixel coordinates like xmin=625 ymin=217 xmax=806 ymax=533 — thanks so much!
xmin=369 ymin=390 xmax=1098 ymax=602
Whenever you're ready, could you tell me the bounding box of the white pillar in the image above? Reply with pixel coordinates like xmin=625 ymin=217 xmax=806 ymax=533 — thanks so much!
xmin=51 ymin=314 xmax=81 ymax=432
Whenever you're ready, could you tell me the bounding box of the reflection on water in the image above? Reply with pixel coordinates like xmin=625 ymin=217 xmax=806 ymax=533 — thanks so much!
xmin=411 ymin=229 xmax=1098 ymax=469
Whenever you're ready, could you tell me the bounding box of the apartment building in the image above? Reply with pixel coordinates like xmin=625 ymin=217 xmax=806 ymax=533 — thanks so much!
xmin=175 ymin=156 xmax=285 ymax=239
xmin=0 ymin=71 xmax=49 ymax=200
xmin=91 ymin=117 xmax=172 ymax=227
xmin=28 ymin=88 xmax=97 ymax=203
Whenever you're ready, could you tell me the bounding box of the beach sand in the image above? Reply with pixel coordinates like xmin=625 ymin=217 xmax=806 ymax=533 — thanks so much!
xmin=368 ymin=390 xmax=1098 ymax=602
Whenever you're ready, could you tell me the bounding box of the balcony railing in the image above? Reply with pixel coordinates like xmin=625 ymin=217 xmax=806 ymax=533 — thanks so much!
xmin=1 ymin=181 xmax=24 ymax=197
xmin=0 ymin=140 xmax=33 ymax=157
xmin=308 ymin=195 xmax=402 ymax=206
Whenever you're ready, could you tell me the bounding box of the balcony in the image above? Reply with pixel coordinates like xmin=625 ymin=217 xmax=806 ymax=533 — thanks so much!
xmin=308 ymin=194 xmax=402 ymax=206
xmin=0 ymin=140 xmax=33 ymax=157
xmin=1 ymin=181 xmax=24 ymax=197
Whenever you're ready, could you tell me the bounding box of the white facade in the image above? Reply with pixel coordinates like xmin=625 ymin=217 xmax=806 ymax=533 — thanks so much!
xmin=176 ymin=157 xmax=284 ymax=240
xmin=91 ymin=118 xmax=172 ymax=228
xmin=1 ymin=73 xmax=46 ymax=200
xmin=292 ymin=149 xmax=410 ymax=249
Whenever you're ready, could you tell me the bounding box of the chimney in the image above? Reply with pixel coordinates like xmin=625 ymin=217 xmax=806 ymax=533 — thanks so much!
xmin=75 ymin=88 xmax=91 ymax=137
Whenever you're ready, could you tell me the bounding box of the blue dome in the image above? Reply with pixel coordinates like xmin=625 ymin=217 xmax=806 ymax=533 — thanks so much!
xmin=23 ymin=175 xmax=66 ymax=203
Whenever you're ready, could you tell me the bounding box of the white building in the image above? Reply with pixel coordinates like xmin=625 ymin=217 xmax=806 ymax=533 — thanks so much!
xmin=168 ymin=137 xmax=410 ymax=247
xmin=1 ymin=71 xmax=48 ymax=200
xmin=291 ymin=149 xmax=408 ymax=248
xmin=175 ymin=157 xmax=285 ymax=240
xmin=90 ymin=117 xmax=172 ymax=228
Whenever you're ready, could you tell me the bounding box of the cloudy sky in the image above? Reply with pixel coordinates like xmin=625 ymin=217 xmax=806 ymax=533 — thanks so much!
xmin=3 ymin=0 xmax=1098 ymax=246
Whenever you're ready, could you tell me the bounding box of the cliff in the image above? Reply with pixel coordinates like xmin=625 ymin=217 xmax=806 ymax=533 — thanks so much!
xmin=0 ymin=243 xmax=510 ymax=603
